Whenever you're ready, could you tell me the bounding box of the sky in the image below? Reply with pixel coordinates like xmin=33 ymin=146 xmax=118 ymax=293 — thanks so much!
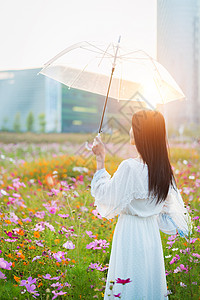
xmin=0 ymin=0 xmax=157 ymax=71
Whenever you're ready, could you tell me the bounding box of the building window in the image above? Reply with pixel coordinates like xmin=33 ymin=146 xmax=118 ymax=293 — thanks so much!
xmin=72 ymin=120 xmax=82 ymax=125
xmin=72 ymin=106 xmax=97 ymax=113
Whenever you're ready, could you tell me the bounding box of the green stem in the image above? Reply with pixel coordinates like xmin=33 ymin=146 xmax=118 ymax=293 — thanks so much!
xmin=187 ymin=254 xmax=193 ymax=299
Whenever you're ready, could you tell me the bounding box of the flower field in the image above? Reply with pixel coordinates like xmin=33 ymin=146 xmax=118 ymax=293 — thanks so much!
xmin=0 ymin=142 xmax=199 ymax=299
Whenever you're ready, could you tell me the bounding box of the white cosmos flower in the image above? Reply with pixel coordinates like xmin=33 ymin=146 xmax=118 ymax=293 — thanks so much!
xmin=63 ymin=241 xmax=75 ymax=249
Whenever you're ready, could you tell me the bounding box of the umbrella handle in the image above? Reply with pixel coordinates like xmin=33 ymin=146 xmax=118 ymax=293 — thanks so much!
xmin=85 ymin=133 xmax=101 ymax=151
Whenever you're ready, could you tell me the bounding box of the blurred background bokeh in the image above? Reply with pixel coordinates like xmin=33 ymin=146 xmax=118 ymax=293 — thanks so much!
xmin=0 ymin=0 xmax=199 ymax=145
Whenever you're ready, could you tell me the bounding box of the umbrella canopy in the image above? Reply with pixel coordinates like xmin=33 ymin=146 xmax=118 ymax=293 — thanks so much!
xmin=38 ymin=40 xmax=185 ymax=107
xmin=38 ymin=37 xmax=186 ymax=150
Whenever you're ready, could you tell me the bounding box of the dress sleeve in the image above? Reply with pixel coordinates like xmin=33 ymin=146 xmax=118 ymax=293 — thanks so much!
xmin=157 ymin=183 xmax=193 ymax=240
xmin=90 ymin=160 xmax=132 ymax=220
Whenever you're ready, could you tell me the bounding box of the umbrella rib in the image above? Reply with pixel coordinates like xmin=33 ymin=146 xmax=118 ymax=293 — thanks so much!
xmin=98 ymin=43 xmax=112 ymax=67
xmin=118 ymin=57 xmax=155 ymax=60
xmin=84 ymin=41 xmax=114 ymax=57
xmin=119 ymin=49 xmax=155 ymax=60
xmin=68 ymin=57 xmax=99 ymax=89
xmin=79 ymin=46 xmax=113 ymax=57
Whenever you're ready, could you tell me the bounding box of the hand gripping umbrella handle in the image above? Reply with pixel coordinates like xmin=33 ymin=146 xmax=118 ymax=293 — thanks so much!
xmin=85 ymin=133 xmax=101 ymax=151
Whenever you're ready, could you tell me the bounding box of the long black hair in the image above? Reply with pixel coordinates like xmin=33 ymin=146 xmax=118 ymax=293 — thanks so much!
xmin=131 ymin=109 xmax=177 ymax=205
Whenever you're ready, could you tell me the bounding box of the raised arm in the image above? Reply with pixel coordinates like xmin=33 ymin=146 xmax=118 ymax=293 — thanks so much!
xmin=91 ymin=160 xmax=132 ymax=220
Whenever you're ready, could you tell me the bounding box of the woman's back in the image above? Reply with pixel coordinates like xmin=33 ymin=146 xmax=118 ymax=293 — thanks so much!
xmin=119 ymin=158 xmax=165 ymax=218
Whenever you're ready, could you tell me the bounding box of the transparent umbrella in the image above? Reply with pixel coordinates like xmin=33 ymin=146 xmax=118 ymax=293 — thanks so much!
xmin=38 ymin=36 xmax=185 ymax=150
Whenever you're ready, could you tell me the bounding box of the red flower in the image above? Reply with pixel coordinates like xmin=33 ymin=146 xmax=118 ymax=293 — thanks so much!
xmin=116 ymin=278 xmax=132 ymax=285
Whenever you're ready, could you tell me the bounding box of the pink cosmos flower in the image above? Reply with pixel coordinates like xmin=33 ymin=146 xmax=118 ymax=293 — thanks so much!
xmin=51 ymin=282 xmax=61 ymax=288
xmin=114 ymin=293 xmax=121 ymax=298
xmin=116 ymin=278 xmax=132 ymax=285
xmin=0 ymin=258 xmax=12 ymax=270
xmin=88 ymin=262 xmax=108 ymax=271
xmin=86 ymin=231 xmax=96 ymax=238
xmin=43 ymin=274 xmax=52 ymax=279
xmin=0 ymin=271 xmax=6 ymax=279
xmin=189 ymin=238 xmax=198 ymax=244
xmin=52 ymin=291 xmax=68 ymax=300
xmin=166 ymin=240 xmax=175 ymax=248
xmin=173 ymin=267 xmax=181 ymax=273
xmin=32 ymin=256 xmax=42 ymax=262
xmin=4 ymin=230 xmax=18 ymax=239
xmin=58 ymin=214 xmax=69 ymax=218
xmin=192 ymin=216 xmax=199 ymax=220
xmin=92 ymin=209 xmax=102 ymax=219
xmin=26 ymin=284 xmax=40 ymax=298
xmin=169 ymin=254 xmax=180 ymax=265
xmin=180 ymin=264 xmax=188 ymax=273
xmin=20 ymin=276 xmax=37 ymax=287
xmin=35 ymin=240 xmax=44 ymax=247
xmin=12 ymin=193 xmax=21 ymax=198
xmin=192 ymin=253 xmax=200 ymax=259
xmin=180 ymin=282 xmax=187 ymax=287
xmin=53 ymin=251 xmax=67 ymax=262
xmin=165 ymin=270 xmax=170 ymax=276
xmin=86 ymin=239 xmax=109 ymax=250
xmin=49 ymin=207 xmax=57 ymax=214
xmin=34 ymin=211 xmax=45 ymax=219
xmin=80 ymin=206 xmax=88 ymax=212
xmin=42 ymin=273 xmax=60 ymax=281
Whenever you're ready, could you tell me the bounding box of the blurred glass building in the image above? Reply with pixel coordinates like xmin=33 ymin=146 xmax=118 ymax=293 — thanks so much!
xmin=0 ymin=68 xmax=61 ymax=133
xmin=0 ymin=67 xmax=151 ymax=134
xmin=0 ymin=68 xmax=110 ymax=133
xmin=157 ymin=0 xmax=200 ymax=128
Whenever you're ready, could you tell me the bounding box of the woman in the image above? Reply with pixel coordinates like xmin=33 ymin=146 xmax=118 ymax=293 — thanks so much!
xmin=91 ymin=109 xmax=192 ymax=300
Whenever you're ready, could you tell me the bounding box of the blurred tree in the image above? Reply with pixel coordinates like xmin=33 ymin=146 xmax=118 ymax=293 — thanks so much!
xmin=38 ymin=113 xmax=46 ymax=133
xmin=26 ymin=111 xmax=34 ymax=132
xmin=54 ymin=116 xmax=58 ymax=133
xmin=13 ymin=112 xmax=21 ymax=132
xmin=1 ymin=116 xmax=9 ymax=131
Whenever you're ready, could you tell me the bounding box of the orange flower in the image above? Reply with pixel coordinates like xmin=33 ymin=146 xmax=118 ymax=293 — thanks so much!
xmin=29 ymin=246 xmax=36 ymax=250
xmin=38 ymin=282 xmax=43 ymax=288
xmin=14 ymin=275 xmax=20 ymax=282
xmin=34 ymin=231 xmax=40 ymax=238
xmin=5 ymin=220 xmax=11 ymax=224
xmin=17 ymin=229 xmax=24 ymax=236
xmin=28 ymin=208 xmax=36 ymax=214
xmin=19 ymin=253 xmax=25 ymax=260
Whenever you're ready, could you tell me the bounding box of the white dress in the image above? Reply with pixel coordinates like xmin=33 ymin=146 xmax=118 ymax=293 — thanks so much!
xmin=90 ymin=158 xmax=193 ymax=300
